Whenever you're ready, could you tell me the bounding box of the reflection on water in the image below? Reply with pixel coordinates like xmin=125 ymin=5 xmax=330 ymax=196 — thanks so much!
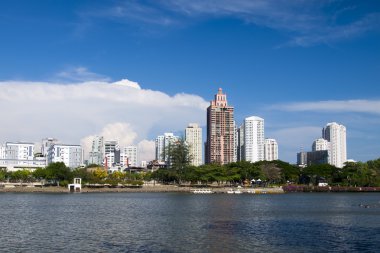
xmin=0 ymin=193 xmax=379 ymax=252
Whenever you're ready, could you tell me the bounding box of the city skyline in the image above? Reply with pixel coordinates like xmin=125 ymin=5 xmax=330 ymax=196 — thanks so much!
xmin=1 ymin=1 xmax=380 ymax=163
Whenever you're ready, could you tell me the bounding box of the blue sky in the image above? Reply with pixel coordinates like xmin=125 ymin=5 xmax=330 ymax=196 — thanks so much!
xmin=1 ymin=0 xmax=380 ymax=163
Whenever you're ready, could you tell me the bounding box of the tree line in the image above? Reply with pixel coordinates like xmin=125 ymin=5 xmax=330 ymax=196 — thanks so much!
xmin=1 ymin=137 xmax=379 ymax=187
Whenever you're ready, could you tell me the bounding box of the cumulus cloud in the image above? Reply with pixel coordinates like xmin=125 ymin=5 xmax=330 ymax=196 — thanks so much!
xmin=0 ymin=78 xmax=208 ymax=162
xmin=273 ymin=99 xmax=380 ymax=115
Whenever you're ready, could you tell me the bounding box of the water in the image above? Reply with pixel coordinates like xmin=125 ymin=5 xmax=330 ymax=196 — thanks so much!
xmin=0 ymin=192 xmax=379 ymax=252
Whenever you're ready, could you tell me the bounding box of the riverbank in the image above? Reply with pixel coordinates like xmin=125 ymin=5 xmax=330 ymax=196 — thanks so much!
xmin=0 ymin=184 xmax=284 ymax=194
xmin=282 ymin=185 xmax=380 ymax=192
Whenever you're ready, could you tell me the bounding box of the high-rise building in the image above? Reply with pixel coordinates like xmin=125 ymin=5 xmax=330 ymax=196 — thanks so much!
xmin=185 ymin=123 xmax=203 ymax=166
xmin=47 ymin=144 xmax=83 ymax=168
xmin=41 ymin=138 xmax=58 ymax=157
xmin=264 ymin=138 xmax=278 ymax=161
xmin=322 ymin=122 xmax=347 ymax=168
xmin=0 ymin=142 xmax=46 ymax=171
xmin=206 ymin=88 xmax=235 ymax=165
xmin=4 ymin=142 xmax=34 ymax=161
xmin=155 ymin=133 xmax=179 ymax=163
xmin=121 ymin=146 xmax=138 ymax=167
xmin=297 ymin=151 xmax=307 ymax=166
xmin=89 ymin=136 xmax=104 ymax=165
xmin=239 ymin=116 xmax=265 ymax=163
xmin=104 ymin=140 xmax=118 ymax=166
xmin=312 ymin=138 xmax=330 ymax=152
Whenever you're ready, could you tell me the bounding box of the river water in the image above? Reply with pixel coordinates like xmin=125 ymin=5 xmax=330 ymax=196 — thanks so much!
xmin=0 ymin=192 xmax=379 ymax=252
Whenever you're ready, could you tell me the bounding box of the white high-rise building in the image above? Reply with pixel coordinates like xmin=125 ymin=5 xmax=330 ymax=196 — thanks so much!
xmin=89 ymin=136 xmax=104 ymax=165
xmin=121 ymin=146 xmax=138 ymax=167
xmin=155 ymin=133 xmax=179 ymax=163
xmin=241 ymin=116 xmax=265 ymax=162
xmin=41 ymin=138 xmax=58 ymax=157
xmin=185 ymin=123 xmax=203 ymax=166
xmin=264 ymin=138 xmax=278 ymax=161
xmin=104 ymin=140 xmax=118 ymax=166
xmin=312 ymin=138 xmax=330 ymax=152
xmin=4 ymin=142 xmax=34 ymax=161
xmin=0 ymin=142 xmax=46 ymax=171
xmin=47 ymin=144 xmax=83 ymax=168
xmin=322 ymin=122 xmax=347 ymax=168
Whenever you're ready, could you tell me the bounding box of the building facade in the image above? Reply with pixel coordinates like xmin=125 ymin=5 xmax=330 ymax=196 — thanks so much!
xmin=206 ymin=88 xmax=235 ymax=165
xmin=88 ymin=136 xmax=104 ymax=165
xmin=264 ymin=138 xmax=278 ymax=161
xmin=104 ymin=140 xmax=118 ymax=166
xmin=322 ymin=122 xmax=347 ymax=168
xmin=155 ymin=133 xmax=179 ymax=163
xmin=240 ymin=116 xmax=265 ymax=163
xmin=0 ymin=142 xmax=46 ymax=171
xmin=47 ymin=144 xmax=83 ymax=168
xmin=312 ymin=138 xmax=330 ymax=152
xmin=185 ymin=123 xmax=203 ymax=166
xmin=121 ymin=146 xmax=138 ymax=167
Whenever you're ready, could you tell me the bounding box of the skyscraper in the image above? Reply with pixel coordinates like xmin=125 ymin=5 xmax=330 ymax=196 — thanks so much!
xmin=185 ymin=123 xmax=203 ymax=166
xmin=206 ymin=88 xmax=235 ymax=165
xmin=322 ymin=122 xmax=347 ymax=168
xmin=155 ymin=133 xmax=179 ymax=163
xmin=240 ymin=116 xmax=265 ymax=162
xmin=121 ymin=146 xmax=138 ymax=167
xmin=264 ymin=138 xmax=278 ymax=161
xmin=89 ymin=136 xmax=104 ymax=165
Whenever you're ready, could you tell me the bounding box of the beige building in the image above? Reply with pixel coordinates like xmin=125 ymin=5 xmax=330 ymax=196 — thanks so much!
xmin=206 ymin=88 xmax=235 ymax=165
xmin=185 ymin=123 xmax=203 ymax=166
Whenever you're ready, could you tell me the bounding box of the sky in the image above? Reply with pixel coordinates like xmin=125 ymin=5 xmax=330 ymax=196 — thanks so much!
xmin=1 ymin=0 xmax=380 ymax=163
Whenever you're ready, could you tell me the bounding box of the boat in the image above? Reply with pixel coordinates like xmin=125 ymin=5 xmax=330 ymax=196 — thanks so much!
xmin=227 ymin=189 xmax=242 ymax=194
xmin=193 ymin=189 xmax=213 ymax=194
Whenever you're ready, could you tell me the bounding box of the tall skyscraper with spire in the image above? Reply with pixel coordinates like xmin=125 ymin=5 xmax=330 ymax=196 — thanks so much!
xmin=206 ymin=88 xmax=235 ymax=165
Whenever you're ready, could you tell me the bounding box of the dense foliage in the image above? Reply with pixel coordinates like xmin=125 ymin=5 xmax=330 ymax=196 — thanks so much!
xmin=2 ymin=158 xmax=380 ymax=187
xmin=152 ymin=158 xmax=380 ymax=187
xmin=0 ymin=163 xmax=145 ymax=187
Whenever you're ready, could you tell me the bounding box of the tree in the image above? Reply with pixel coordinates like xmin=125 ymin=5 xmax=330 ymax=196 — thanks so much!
xmin=165 ymin=137 xmax=192 ymax=184
xmin=45 ymin=162 xmax=73 ymax=183
xmin=32 ymin=167 xmax=46 ymax=180
xmin=93 ymin=168 xmax=108 ymax=182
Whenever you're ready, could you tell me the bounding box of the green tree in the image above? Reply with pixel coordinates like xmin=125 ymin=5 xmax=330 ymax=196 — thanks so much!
xmin=166 ymin=137 xmax=192 ymax=184
xmin=45 ymin=162 xmax=73 ymax=183
xmin=32 ymin=167 xmax=46 ymax=180
xmin=0 ymin=169 xmax=7 ymax=182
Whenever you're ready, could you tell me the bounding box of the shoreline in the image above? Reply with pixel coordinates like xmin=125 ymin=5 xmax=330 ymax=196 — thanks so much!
xmin=1 ymin=185 xmax=380 ymax=193
xmin=0 ymin=185 xmax=284 ymax=194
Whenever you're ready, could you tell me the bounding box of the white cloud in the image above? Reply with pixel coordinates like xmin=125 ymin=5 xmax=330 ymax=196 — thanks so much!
xmin=0 ymin=78 xmax=208 ymax=162
xmin=273 ymin=99 xmax=380 ymax=115
xmin=112 ymin=79 xmax=141 ymax=89
xmin=137 ymin=140 xmax=156 ymax=162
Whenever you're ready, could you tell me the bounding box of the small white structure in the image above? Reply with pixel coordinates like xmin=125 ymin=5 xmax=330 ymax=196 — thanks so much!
xmin=68 ymin=178 xmax=82 ymax=192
